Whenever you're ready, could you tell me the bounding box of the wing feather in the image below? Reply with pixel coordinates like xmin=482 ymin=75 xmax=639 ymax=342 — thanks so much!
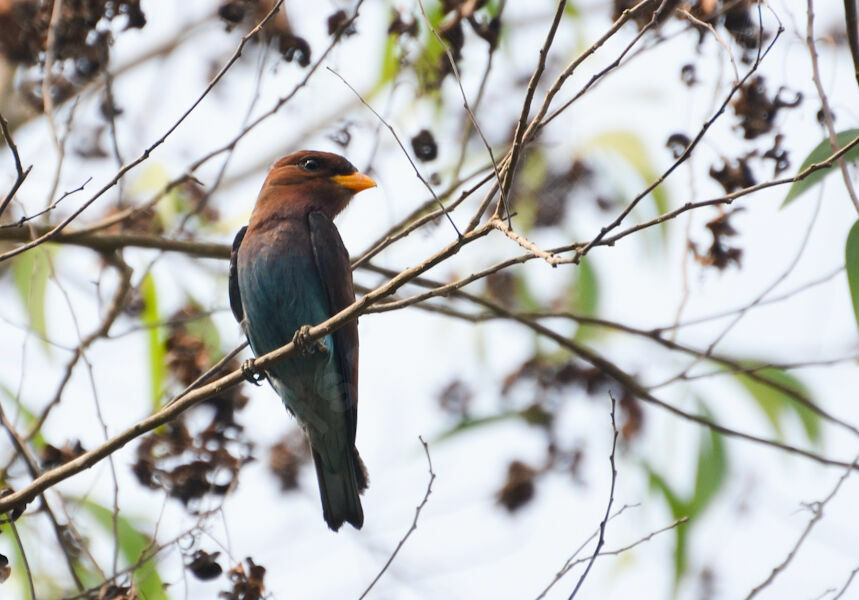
xmin=307 ymin=211 xmax=359 ymax=443
xmin=229 ymin=226 xmax=248 ymax=323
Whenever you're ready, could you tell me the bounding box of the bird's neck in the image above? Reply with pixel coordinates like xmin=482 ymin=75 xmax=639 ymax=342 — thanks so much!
xmin=247 ymin=187 xmax=346 ymax=233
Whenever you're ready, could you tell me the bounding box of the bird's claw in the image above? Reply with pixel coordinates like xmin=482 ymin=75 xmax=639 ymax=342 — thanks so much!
xmin=293 ymin=325 xmax=327 ymax=355
xmin=241 ymin=359 xmax=266 ymax=386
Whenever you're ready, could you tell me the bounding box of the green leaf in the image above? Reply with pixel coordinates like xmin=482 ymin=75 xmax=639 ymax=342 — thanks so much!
xmin=645 ymin=401 xmax=726 ymax=585
xmin=513 ymin=272 xmax=542 ymax=312
xmin=184 ymin=298 xmax=222 ymax=359
xmin=373 ymin=34 xmax=401 ymax=95
xmin=782 ymin=129 xmax=859 ymax=207
xmin=570 ymin=257 xmax=601 ymax=342
xmin=485 ymin=0 xmax=506 ymax=17
xmin=572 ymin=257 xmax=598 ymax=315
xmin=734 ymin=366 xmax=821 ymax=444
xmin=432 ymin=411 xmax=522 ymax=443
xmin=646 ymin=468 xmax=686 ymax=518
xmin=646 ymin=467 xmax=689 ymax=582
xmin=847 ymin=220 xmax=859 ymax=335
xmin=510 ymin=150 xmax=548 ymax=233
xmin=413 ymin=3 xmax=447 ymax=91
xmin=140 ymin=273 xmax=165 ymax=409
xmin=584 ymin=130 xmax=670 ymax=237
xmin=11 ymin=248 xmax=53 ymax=352
xmin=689 ymin=403 xmax=727 ymax=515
xmin=0 ymin=522 xmax=34 ymax=597
xmin=76 ymin=501 xmax=167 ymax=600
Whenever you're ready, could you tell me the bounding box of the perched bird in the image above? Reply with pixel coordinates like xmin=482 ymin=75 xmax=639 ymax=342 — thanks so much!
xmin=229 ymin=150 xmax=375 ymax=531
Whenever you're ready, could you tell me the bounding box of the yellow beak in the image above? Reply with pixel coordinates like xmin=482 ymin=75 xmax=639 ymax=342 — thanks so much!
xmin=331 ymin=171 xmax=377 ymax=193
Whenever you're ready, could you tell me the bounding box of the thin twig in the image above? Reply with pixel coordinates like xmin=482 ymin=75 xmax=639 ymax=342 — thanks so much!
xmin=492 ymin=217 xmax=560 ymax=266
xmin=496 ymin=0 xmax=567 ymax=225
xmin=536 ymin=515 xmax=687 ymax=599
xmin=327 ymin=66 xmax=461 ymax=238
xmin=569 ymin=393 xmax=618 ymax=598
xmin=744 ymin=454 xmax=859 ymax=599
xmin=1 ymin=177 xmax=92 ymax=230
xmin=806 ymin=0 xmax=859 ymax=214
xmin=0 ymin=402 xmax=87 ymax=590
xmin=183 ymin=0 xmax=369 ymax=176
xmin=8 ymin=517 xmax=35 ymax=600
xmin=24 ymin=255 xmax=133 ymax=442
xmin=0 ymin=111 xmax=32 ymax=218
xmin=416 ymin=0 xmax=509 ymax=224
xmin=845 ymin=0 xmax=859 ymax=89
xmin=358 ymin=437 xmax=435 ymax=599
xmin=833 ymin=563 xmax=859 ymax=600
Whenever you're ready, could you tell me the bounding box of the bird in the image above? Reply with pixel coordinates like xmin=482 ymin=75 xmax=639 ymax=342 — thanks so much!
xmin=229 ymin=150 xmax=375 ymax=531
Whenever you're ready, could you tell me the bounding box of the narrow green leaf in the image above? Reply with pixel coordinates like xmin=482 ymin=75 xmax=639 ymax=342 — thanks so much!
xmin=782 ymin=129 xmax=859 ymax=207
xmin=140 ymin=273 xmax=165 ymax=409
xmin=184 ymin=300 xmax=222 ymax=359
xmin=11 ymin=249 xmax=53 ymax=352
xmin=414 ymin=4 xmax=447 ymax=90
xmin=0 ymin=522 xmax=35 ymax=597
xmin=734 ymin=366 xmax=821 ymax=444
xmin=510 ymin=150 xmax=548 ymax=233
xmin=847 ymin=220 xmax=859 ymax=336
xmin=646 ymin=468 xmax=686 ymax=519
xmin=77 ymin=501 xmax=167 ymax=600
xmin=513 ymin=272 xmax=543 ymax=312
xmin=690 ymin=402 xmax=727 ymax=515
xmin=570 ymin=257 xmax=601 ymax=342
xmin=373 ymin=34 xmax=400 ymax=94
xmin=646 ymin=467 xmax=690 ymax=583
xmin=432 ymin=411 xmax=521 ymax=443
xmin=572 ymin=257 xmax=598 ymax=316
xmin=646 ymin=401 xmax=725 ymax=586
xmin=486 ymin=0 xmax=506 ymax=17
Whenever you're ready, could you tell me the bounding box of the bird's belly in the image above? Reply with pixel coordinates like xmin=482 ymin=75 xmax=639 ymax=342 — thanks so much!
xmin=240 ymin=254 xmax=328 ymax=352
xmin=239 ymin=253 xmax=346 ymax=441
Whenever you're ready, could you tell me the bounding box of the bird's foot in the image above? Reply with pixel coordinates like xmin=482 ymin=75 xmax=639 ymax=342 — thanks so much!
xmin=293 ymin=325 xmax=327 ymax=355
xmin=241 ymin=359 xmax=266 ymax=386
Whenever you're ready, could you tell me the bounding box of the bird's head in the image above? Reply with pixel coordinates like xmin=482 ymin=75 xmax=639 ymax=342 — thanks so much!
xmin=257 ymin=150 xmax=376 ymax=220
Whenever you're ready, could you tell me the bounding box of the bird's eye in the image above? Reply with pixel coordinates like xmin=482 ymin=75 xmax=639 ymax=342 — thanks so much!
xmin=301 ymin=158 xmax=321 ymax=171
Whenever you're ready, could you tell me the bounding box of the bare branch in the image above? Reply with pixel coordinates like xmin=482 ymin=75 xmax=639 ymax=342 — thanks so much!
xmin=496 ymin=0 xmax=567 ymax=222
xmin=536 ymin=515 xmax=688 ymax=599
xmin=0 ymin=111 xmax=33 ymax=218
xmin=568 ymin=393 xmax=619 ymax=599
xmin=357 ymin=437 xmax=435 ymax=599
xmin=806 ymin=0 xmax=859 ymax=213
xmin=745 ymin=454 xmax=859 ymax=598
xmin=8 ymin=517 xmax=35 ymax=600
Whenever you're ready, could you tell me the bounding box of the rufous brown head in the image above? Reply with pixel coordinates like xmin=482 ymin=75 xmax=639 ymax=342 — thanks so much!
xmin=256 ymin=150 xmax=376 ymax=220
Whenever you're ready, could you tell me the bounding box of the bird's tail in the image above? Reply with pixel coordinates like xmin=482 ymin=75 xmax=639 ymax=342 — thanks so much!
xmin=312 ymin=445 xmax=368 ymax=531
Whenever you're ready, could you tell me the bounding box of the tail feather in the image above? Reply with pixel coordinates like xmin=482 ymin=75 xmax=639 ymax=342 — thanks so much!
xmin=312 ymin=446 xmax=368 ymax=531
